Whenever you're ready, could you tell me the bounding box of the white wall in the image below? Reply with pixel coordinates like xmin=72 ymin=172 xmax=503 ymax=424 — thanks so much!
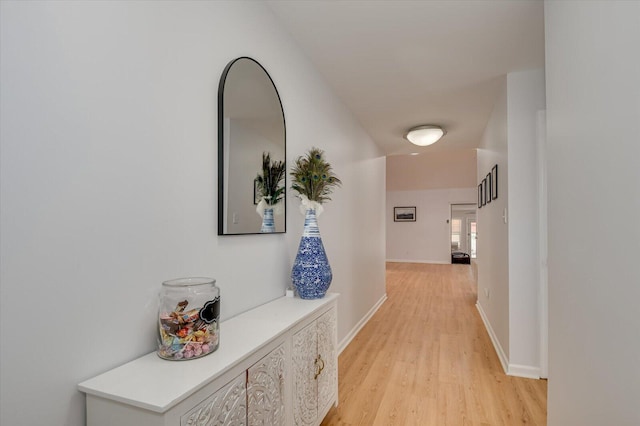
xmin=386 ymin=188 xmax=477 ymax=263
xmin=506 ymin=69 xmax=545 ymax=374
xmin=545 ymin=2 xmax=640 ymax=425
xmin=386 ymin=149 xmax=477 ymax=191
xmin=0 ymin=2 xmax=386 ymax=426
xmin=476 ymin=80 xmax=511 ymax=363
xmin=476 ymin=69 xmax=545 ymax=378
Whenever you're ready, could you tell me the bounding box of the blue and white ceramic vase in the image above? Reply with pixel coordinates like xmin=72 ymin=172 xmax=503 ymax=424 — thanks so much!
xmin=260 ymin=208 xmax=275 ymax=233
xmin=291 ymin=208 xmax=332 ymax=299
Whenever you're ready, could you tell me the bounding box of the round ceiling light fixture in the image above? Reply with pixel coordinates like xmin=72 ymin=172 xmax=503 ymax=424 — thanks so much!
xmin=404 ymin=125 xmax=446 ymax=146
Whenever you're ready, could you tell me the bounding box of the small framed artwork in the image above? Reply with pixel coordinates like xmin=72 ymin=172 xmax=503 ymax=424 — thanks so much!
xmin=482 ymin=178 xmax=488 ymax=206
xmin=486 ymin=173 xmax=492 ymax=203
xmin=491 ymin=164 xmax=498 ymax=200
xmin=478 ymin=183 xmax=483 ymax=208
xmin=253 ymin=178 xmax=261 ymax=205
xmin=394 ymin=206 xmax=416 ymax=222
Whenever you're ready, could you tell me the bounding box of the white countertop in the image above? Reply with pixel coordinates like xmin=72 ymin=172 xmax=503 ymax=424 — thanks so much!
xmin=78 ymin=293 xmax=339 ymax=413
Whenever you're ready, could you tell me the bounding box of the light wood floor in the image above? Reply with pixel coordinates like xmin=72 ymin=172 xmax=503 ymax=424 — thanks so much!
xmin=321 ymin=262 xmax=547 ymax=426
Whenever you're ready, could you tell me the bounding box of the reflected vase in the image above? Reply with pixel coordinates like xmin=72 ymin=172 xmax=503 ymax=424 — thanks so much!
xmin=291 ymin=208 xmax=332 ymax=299
xmin=260 ymin=208 xmax=275 ymax=233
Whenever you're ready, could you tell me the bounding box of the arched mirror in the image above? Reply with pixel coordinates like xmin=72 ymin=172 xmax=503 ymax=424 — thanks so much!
xmin=218 ymin=57 xmax=286 ymax=235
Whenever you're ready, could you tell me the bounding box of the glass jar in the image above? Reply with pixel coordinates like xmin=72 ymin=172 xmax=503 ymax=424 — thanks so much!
xmin=157 ymin=277 xmax=220 ymax=361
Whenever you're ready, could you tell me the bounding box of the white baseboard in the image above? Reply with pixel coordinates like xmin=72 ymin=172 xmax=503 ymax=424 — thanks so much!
xmin=338 ymin=293 xmax=387 ymax=355
xmin=386 ymin=259 xmax=449 ymax=265
xmin=476 ymin=303 xmax=541 ymax=379
xmin=507 ymin=364 xmax=541 ymax=379
xmin=475 ymin=302 xmax=509 ymax=374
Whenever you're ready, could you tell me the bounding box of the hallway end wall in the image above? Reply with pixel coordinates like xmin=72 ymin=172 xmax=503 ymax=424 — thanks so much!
xmin=386 ymin=188 xmax=477 ymax=264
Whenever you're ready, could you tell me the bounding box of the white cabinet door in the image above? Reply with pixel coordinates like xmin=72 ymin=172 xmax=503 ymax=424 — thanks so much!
xmin=293 ymin=321 xmax=318 ymax=426
xmin=316 ymin=308 xmax=337 ymax=413
xmin=247 ymin=344 xmax=286 ymax=426
xmin=292 ymin=307 xmax=337 ymax=426
xmin=181 ymin=372 xmax=247 ymax=426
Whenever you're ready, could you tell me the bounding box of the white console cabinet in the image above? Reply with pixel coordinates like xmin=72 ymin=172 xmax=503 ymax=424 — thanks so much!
xmin=78 ymin=294 xmax=338 ymax=426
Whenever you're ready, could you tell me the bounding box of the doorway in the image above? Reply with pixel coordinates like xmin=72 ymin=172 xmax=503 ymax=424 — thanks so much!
xmin=450 ymin=203 xmax=477 ymax=264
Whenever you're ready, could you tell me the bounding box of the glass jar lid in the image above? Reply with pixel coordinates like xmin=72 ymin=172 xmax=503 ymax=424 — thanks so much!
xmin=162 ymin=277 xmax=216 ymax=287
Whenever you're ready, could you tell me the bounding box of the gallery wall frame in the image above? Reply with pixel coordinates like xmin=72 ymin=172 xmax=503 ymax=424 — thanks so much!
xmin=482 ymin=178 xmax=487 ymax=206
xmin=478 ymin=164 xmax=499 ymax=208
xmin=491 ymin=164 xmax=498 ymax=200
xmin=394 ymin=206 xmax=416 ymax=222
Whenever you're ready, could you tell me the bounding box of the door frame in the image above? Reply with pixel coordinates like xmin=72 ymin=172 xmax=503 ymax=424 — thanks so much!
xmin=537 ymin=110 xmax=548 ymax=379
xmin=449 ymin=203 xmax=477 ymax=263
xmin=466 ymin=216 xmax=477 ymax=259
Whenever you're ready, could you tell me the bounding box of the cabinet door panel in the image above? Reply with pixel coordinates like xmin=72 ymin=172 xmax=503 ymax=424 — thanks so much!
xmin=316 ymin=308 xmax=337 ymax=413
xmin=181 ymin=373 xmax=247 ymax=426
xmin=292 ymin=322 xmax=318 ymax=425
xmin=247 ymin=344 xmax=286 ymax=426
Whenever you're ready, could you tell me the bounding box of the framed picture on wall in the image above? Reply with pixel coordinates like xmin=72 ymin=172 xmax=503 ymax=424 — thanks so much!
xmin=486 ymin=173 xmax=492 ymax=203
xmin=482 ymin=178 xmax=488 ymax=206
xmin=478 ymin=183 xmax=483 ymax=208
xmin=394 ymin=206 xmax=416 ymax=222
xmin=491 ymin=164 xmax=498 ymax=200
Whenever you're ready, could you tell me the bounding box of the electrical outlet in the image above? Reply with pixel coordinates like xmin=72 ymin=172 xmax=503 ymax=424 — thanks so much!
xmin=233 ymin=213 xmax=239 ymax=224
xmin=484 ymin=288 xmax=490 ymax=298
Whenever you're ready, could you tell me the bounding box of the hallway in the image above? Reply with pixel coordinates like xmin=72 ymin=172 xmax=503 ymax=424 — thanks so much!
xmin=322 ymin=262 xmax=547 ymax=425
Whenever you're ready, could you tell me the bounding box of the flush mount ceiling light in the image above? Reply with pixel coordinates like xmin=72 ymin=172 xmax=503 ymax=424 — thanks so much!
xmin=404 ymin=125 xmax=446 ymax=146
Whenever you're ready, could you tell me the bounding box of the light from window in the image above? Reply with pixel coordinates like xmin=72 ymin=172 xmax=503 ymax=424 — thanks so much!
xmin=451 ymin=219 xmax=461 ymax=250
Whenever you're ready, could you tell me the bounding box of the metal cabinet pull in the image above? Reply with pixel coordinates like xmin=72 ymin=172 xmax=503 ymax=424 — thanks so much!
xmin=314 ymin=354 xmax=325 ymax=380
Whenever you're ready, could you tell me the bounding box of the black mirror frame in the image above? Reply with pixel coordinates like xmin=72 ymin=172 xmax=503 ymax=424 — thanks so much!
xmin=217 ymin=57 xmax=286 ymax=235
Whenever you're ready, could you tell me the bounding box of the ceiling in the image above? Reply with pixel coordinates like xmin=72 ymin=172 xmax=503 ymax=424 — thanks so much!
xmin=267 ymin=0 xmax=545 ymax=156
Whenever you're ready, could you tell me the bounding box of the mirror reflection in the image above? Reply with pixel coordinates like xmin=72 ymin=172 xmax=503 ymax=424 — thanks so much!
xmin=218 ymin=57 xmax=286 ymax=235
